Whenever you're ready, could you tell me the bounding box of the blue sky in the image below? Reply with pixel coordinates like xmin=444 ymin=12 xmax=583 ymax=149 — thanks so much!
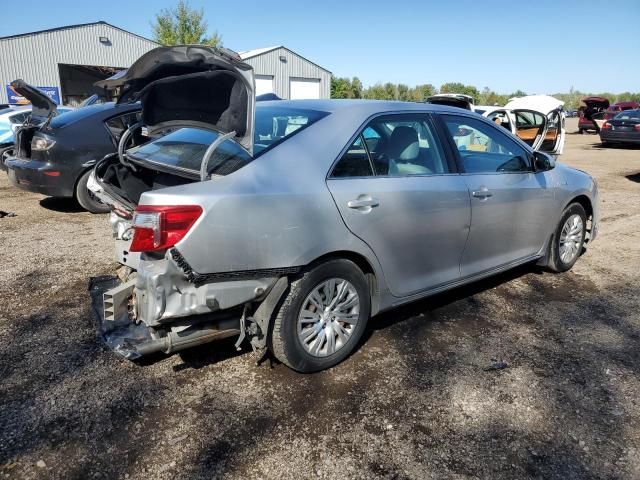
xmin=2 ymin=0 xmax=639 ymax=93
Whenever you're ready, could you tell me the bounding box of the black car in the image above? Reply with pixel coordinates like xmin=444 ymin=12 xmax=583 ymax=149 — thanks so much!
xmin=600 ymin=109 xmax=640 ymax=146
xmin=6 ymin=96 xmax=141 ymax=213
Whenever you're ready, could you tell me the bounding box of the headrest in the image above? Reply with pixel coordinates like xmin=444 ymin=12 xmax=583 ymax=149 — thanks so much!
xmin=387 ymin=126 xmax=419 ymax=161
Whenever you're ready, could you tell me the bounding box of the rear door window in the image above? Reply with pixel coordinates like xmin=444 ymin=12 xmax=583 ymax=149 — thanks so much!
xmin=331 ymin=114 xmax=449 ymax=178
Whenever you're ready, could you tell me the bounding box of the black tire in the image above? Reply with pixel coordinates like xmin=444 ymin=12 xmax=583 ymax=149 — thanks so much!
xmin=579 ymin=129 xmax=586 ymax=135
xmin=601 ymin=141 xmax=610 ymax=147
xmin=270 ymin=259 xmax=370 ymax=373
xmin=75 ymin=169 xmax=110 ymax=213
xmin=547 ymin=202 xmax=587 ymax=273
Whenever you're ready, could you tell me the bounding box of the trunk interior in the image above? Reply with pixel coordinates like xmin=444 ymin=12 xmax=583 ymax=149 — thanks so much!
xmin=14 ymin=124 xmax=40 ymax=159
xmin=95 ymin=154 xmax=195 ymax=207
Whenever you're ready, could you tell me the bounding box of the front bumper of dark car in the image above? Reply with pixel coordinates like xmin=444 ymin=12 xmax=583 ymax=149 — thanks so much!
xmin=5 ymin=156 xmax=75 ymax=197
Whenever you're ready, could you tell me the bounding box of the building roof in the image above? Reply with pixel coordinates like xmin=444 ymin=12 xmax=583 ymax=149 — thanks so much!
xmin=240 ymin=45 xmax=331 ymax=74
xmin=0 ymin=21 xmax=159 ymax=45
xmin=239 ymin=46 xmax=281 ymax=59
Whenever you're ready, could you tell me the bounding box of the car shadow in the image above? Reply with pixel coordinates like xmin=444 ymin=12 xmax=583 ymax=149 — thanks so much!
xmin=626 ymin=173 xmax=640 ymax=183
xmin=591 ymin=142 xmax=640 ymax=150
xmin=363 ymin=263 xmax=537 ymax=340
xmin=39 ymin=196 xmax=85 ymax=213
xmin=163 ymin=263 xmax=541 ymax=372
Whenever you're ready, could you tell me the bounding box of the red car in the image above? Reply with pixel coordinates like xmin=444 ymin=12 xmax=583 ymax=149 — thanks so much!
xmin=604 ymin=101 xmax=640 ymax=120
xmin=579 ymin=97 xmax=609 ymax=134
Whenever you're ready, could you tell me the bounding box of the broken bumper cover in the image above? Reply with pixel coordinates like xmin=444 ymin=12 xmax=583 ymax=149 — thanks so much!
xmin=92 ymin=250 xmax=289 ymax=359
xmin=91 ymin=276 xmax=242 ymax=360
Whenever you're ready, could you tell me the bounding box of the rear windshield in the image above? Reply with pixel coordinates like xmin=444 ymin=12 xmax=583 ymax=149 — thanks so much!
xmin=127 ymin=106 xmax=329 ymax=177
xmin=614 ymin=110 xmax=640 ymax=120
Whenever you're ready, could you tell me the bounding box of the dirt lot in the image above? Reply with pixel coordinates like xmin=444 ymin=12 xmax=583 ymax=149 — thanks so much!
xmin=0 ymin=118 xmax=639 ymax=480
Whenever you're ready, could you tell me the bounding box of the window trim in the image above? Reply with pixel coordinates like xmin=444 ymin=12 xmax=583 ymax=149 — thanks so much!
xmin=327 ymin=111 xmax=460 ymax=180
xmin=434 ymin=112 xmax=535 ymax=175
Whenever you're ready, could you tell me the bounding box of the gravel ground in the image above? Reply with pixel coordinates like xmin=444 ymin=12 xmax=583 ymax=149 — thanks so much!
xmin=0 ymin=118 xmax=639 ymax=480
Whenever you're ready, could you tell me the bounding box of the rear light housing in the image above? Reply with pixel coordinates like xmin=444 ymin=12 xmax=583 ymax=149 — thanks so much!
xmin=601 ymin=122 xmax=611 ymax=130
xmin=130 ymin=205 xmax=203 ymax=252
xmin=31 ymin=136 xmax=56 ymax=151
xmin=635 ymin=124 xmax=640 ymax=132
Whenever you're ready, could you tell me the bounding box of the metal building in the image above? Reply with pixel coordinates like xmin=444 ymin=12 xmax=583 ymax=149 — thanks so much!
xmin=240 ymin=46 xmax=331 ymax=100
xmin=0 ymin=22 xmax=159 ymax=106
xmin=0 ymin=22 xmax=332 ymax=105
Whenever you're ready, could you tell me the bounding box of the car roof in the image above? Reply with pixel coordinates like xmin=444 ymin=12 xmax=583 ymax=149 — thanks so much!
xmin=257 ymin=99 xmax=469 ymax=115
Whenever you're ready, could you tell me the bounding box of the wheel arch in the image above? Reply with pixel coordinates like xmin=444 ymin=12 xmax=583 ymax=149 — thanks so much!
xmin=567 ymin=194 xmax=593 ymax=225
xmin=306 ymin=250 xmax=381 ymax=315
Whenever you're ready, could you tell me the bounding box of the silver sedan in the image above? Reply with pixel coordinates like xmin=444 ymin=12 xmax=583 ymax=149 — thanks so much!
xmin=92 ymin=46 xmax=598 ymax=372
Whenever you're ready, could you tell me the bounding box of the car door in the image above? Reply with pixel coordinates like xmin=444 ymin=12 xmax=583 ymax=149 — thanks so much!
xmin=326 ymin=113 xmax=471 ymax=297
xmin=539 ymin=109 xmax=565 ymax=154
xmin=513 ymin=109 xmax=548 ymax=150
xmin=438 ymin=113 xmax=556 ymax=278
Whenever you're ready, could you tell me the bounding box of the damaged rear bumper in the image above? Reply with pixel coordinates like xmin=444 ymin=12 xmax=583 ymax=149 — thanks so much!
xmin=95 ymin=250 xmax=287 ymax=359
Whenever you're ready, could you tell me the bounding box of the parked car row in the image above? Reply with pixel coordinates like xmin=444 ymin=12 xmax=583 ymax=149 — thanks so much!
xmin=2 ymin=46 xmax=599 ymax=372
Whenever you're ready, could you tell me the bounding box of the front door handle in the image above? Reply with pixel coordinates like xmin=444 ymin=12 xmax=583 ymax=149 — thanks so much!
xmin=472 ymin=187 xmax=493 ymax=199
xmin=347 ymin=197 xmax=380 ymax=209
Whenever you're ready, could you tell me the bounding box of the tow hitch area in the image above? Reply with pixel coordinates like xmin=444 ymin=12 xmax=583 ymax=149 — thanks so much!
xmin=89 ymin=276 xmax=242 ymax=360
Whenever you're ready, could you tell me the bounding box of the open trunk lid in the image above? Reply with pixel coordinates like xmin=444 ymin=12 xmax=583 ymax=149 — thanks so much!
xmin=504 ymin=95 xmax=564 ymax=115
xmin=9 ymin=79 xmax=58 ymax=120
xmin=95 ymin=45 xmax=255 ymax=154
xmin=582 ymin=96 xmax=610 ymax=110
xmin=426 ymin=94 xmax=474 ymax=110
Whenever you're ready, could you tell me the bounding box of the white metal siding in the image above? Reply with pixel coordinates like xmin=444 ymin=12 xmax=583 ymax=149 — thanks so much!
xmin=0 ymin=24 xmax=158 ymax=103
xmin=242 ymin=47 xmax=330 ymax=100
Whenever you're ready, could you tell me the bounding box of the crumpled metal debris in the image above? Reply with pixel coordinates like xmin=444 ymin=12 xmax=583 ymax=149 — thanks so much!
xmin=484 ymin=358 xmax=509 ymax=371
xmin=0 ymin=210 xmax=17 ymax=218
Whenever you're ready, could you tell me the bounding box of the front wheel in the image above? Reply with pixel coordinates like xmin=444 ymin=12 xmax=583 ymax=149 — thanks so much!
xmin=270 ymin=259 xmax=370 ymax=373
xmin=75 ymin=170 xmax=109 ymax=213
xmin=547 ymin=203 xmax=587 ymax=272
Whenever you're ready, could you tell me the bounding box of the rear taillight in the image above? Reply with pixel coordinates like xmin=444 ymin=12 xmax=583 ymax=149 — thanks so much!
xmin=602 ymin=122 xmax=611 ymax=130
xmin=635 ymin=124 xmax=640 ymax=132
xmin=130 ymin=205 xmax=203 ymax=252
xmin=31 ymin=136 xmax=56 ymax=151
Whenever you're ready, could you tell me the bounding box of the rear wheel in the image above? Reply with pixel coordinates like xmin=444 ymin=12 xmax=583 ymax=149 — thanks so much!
xmin=75 ymin=170 xmax=109 ymax=213
xmin=547 ymin=202 xmax=587 ymax=273
xmin=270 ymin=259 xmax=370 ymax=372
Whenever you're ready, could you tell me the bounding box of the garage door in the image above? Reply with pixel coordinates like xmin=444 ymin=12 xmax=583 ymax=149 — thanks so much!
xmin=290 ymin=78 xmax=321 ymax=99
xmin=255 ymin=75 xmax=274 ymax=96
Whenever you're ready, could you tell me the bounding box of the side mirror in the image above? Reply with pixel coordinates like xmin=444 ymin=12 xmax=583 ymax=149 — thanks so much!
xmin=533 ymin=151 xmax=555 ymax=171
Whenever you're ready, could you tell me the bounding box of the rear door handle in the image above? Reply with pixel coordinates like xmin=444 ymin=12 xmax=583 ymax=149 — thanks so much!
xmin=472 ymin=187 xmax=493 ymax=199
xmin=347 ymin=197 xmax=380 ymax=209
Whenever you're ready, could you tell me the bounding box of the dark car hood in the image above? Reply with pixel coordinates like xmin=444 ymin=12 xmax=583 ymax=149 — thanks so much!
xmin=9 ymin=80 xmax=58 ymax=119
xmin=95 ymin=45 xmax=255 ymax=153
xmin=582 ymin=97 xmax=610 ymax=109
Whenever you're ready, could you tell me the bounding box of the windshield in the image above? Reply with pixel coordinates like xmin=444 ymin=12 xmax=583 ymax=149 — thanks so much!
xmin=127 ymin=106 xmax=330 ymax=177
xmin=614 ymin=110 xmax=640 ymax=120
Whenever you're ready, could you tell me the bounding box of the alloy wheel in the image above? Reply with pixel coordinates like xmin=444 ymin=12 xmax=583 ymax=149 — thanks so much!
xmin=559 ymin=214 xmax=584 ymax=264
xmin=297 ymin=278 xmax=360 ymax=357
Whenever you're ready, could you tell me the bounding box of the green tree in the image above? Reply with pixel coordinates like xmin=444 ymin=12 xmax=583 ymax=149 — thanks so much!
xmin=440 ymin=82 xmax=479 ymax=102
xmin=509 ymin=89 xmax=527 ymax=98
xmin=152 ymin=0 xmax=222 ymax=46
xmin=351 ymin=77 xmax=363 ymax=99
